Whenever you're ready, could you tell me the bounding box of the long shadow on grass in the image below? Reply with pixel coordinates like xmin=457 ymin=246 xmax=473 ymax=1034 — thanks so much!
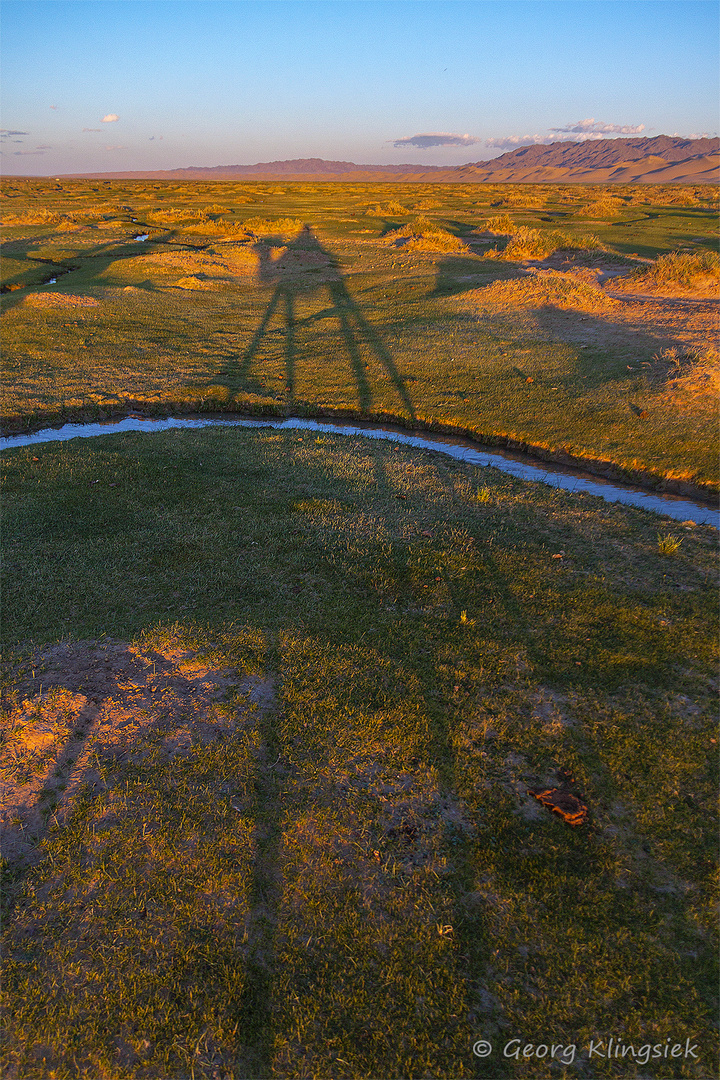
xmin=360 ymin=445 xmax=522 ymax=1068
xmin=221 ymin=226 xmax=416 ymax=419
xmin=232 ymin=680 xmax=284 ymax=1078
xmin=431 ymin=255 xmax=708 ymax=389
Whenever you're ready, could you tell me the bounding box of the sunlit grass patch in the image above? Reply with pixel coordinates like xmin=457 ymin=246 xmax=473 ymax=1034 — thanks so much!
xmin=461 ymin=271 xmax=618 ymax=313
xmin=242 ymin=216 xmax=305 ymax=237
xmin=387 ymin=215 xmax=470 ymax=254
xmin=22 ymin=292 xmax=101 ymax=309
xmin=482 ymin=213 xmax=518 ymax=235
xmin=626 ymin=249 xmax=720 ymax=292
xmin=496 ymin=226 xmax=606 ymax=260
xmin=657 ymin=345 xmax=720 ymax=413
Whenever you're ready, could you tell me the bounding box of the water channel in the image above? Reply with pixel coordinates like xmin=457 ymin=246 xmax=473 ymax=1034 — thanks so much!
xmin=1 ymin=415 xmax=716 ymax=527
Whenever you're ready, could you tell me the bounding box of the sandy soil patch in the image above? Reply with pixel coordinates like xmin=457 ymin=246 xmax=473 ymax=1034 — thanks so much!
xmin=1 ymin=640 xmax=275 ymax=871
xmin=22 ymin=293 xmax=100 ymax=309
xmin=607 ymin=277 xmax=720 ymax=300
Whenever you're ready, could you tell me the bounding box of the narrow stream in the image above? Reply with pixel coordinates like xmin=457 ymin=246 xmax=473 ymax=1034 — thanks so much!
xmin=1 ymin=415 xmax=716 ymax=527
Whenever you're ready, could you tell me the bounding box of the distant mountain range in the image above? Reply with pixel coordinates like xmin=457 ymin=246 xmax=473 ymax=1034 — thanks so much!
xmin=59 ymin=136 xmax=719 ymax=183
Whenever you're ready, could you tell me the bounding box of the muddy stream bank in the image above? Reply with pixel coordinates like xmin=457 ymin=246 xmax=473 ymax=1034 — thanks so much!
xmin=1 ymin=414 xmax=717 ymax=527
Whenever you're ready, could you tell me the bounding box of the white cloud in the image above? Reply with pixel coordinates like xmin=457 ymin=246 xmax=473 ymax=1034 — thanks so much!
xmin=102 ymin=114 xmax=119 ymax=123
xmin=549 ymin=118 xmax=645 ymax=136
xmin=0 ymin=130 xmax=29 ymax=139
xmin=13 ymin=149 xmax=47 ymax=156
xmin=486 ymin=119 xmax=647 ymax=151
xmin=485 ymin=134 xmax=546 ymax=149
xmin=393 ymin=132 xmax=480 ymax=149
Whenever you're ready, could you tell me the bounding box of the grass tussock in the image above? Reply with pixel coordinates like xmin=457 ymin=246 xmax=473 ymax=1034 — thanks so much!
xmin=388 ymin=215 xmax=470 ymax=253
xmin=242 ymin=216 xmax=305 ymax=238
xmin=128 ymin=246 xmax=259 ymax=283
xmin=142 ymin=207 xmax=194 ymax=225
xmin=496 ymin=227 xmax=606 ymax=260
xmin=487 ymin=189 xmax=547 ymax=208
xmin=627 ymin=249 xmax=720 ymax=291
xmin=657 ymin=345 xmax=720 ymax=411
xmin=657 ymin=532 xmax=683 ymax=555
xmin=574 ymin=196 xmax=625 ymax=219
xmin=464 ymin=271 xmax=618 ymax=313
xmin=482 ymin=214 xmax=517 ymax=235
xmin=364 ymin=200 xmax=409 ymax=216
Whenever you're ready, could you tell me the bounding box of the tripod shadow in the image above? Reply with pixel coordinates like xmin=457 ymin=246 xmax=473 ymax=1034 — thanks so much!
xmin=231 ymin=226 xmax=415 ymax=419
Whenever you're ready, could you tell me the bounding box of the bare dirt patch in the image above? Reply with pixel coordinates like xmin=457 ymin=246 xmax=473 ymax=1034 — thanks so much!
xmin=22 ymin=293 xmax=99 ymax=309
xmin=1 ymin=639 xmax=275 ymax=871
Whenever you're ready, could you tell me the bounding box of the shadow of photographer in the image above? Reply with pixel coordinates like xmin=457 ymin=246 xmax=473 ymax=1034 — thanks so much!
xmin=234 ymin=225 xmax=416 ymax=419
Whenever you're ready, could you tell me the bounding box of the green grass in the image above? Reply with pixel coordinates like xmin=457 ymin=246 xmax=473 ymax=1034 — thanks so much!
xmin=1 ymin=428 xmax=718 ymax=1078
xmin=1 ymin=179 xmax=717 ymax=494
xmin=1 ymin=179 xmax=718 ymax=1076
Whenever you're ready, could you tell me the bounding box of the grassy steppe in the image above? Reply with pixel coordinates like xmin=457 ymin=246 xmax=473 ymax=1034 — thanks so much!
xmin=2 ymin=428 xmax=718 ymax=1079
xmin=2 ymin=180 xmax=718 ymax=494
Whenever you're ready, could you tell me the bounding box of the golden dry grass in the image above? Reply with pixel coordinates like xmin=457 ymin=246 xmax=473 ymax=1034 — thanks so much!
xmin=482 ymin=214 xmax=517 ymax=235
xmin=658 ymin=345 xmax=720 ymax=412
xmin=614 ymin=250 xmax=720 ymax=296
xmin=22 ymin=293 xmax=100 ymax=309
xmin=387 ymin=215 xmax=470 ymax=254
xmin=242 ymin=216 xmax=305 ymax=237
xmin=462 ymin=271 xmax=618 ymax=313
xmin=1 ymin=209 xmax=68 ymax=226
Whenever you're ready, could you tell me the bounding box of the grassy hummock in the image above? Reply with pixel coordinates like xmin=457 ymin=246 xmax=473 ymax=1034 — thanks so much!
xmin=1 ymin=179 xmax=717 ymax=496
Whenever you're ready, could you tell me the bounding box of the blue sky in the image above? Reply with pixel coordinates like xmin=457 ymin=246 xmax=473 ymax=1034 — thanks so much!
xmin=1 ymin=0 xmax=717 ymax=175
